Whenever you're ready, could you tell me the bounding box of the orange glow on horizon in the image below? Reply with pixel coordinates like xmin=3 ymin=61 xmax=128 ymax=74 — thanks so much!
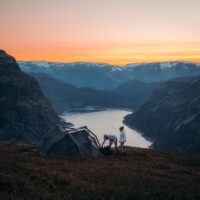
xmin=1 ymin=0 xmax=200 ymax=66
xmin=7 ymin=42 xmax=200 ymax=66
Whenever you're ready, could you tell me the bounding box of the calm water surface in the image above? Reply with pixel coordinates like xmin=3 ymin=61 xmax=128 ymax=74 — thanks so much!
xmin=61 ymin=109 xmax=152 ymax=148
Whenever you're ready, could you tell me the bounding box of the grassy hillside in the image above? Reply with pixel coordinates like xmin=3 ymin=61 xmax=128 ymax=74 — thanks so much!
xmin=0 ymin=143 xmax=200 ymax=200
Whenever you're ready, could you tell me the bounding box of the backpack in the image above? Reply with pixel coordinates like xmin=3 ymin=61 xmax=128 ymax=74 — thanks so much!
xmin=99 ymin=146 xmax=112 ymax=155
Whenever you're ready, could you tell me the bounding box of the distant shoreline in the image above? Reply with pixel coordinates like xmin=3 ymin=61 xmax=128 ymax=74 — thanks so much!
xmin=61 ymin=107 xmax=134 ymax=114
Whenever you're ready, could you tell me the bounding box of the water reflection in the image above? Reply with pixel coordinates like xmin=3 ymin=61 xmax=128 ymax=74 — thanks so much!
xmin=61 ymin=109 xmax=152 ymax=148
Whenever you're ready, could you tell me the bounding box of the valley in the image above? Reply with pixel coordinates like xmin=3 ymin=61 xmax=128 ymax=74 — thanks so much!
xmin=18 ymin=58 xmax=200 ymax=153
xmin=1 ymin=50 xmax=200 ymax=153
xmin=1 ymin=1 xmax=200 ymax=199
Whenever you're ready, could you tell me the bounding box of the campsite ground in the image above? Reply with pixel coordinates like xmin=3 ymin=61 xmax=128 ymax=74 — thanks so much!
xmin=0 ymin=143 xmax=200 ymax=200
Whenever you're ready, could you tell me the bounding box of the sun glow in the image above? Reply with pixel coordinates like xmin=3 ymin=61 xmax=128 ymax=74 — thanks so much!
xmin=13 ymin=42 xmax=200 ymax=66
xmin=1 ymin=0 xmax=200 ymax=65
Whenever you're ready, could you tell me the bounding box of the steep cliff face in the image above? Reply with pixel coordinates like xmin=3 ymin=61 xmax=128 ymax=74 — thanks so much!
xmin=0 ymin=50 xmax=59 ymax=142
xmin=124 ymin=76 xmax=200 ymax=153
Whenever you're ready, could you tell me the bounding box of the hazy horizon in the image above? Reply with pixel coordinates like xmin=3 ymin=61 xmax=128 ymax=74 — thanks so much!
xmin=1 ymin=0 xmax=200 ymax=65
xmin=16 ymin=59 xmax=200 ymax=67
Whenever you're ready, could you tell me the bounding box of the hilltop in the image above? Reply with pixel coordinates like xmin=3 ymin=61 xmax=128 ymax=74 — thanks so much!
xmin=0 ymin=143 xmax=200 ymax=200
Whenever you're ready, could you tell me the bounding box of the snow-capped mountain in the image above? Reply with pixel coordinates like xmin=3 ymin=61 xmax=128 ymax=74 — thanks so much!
xmin=124 ymin=61 xmax=200 ymax=70
xmin=18 ymin=61 xmax=126 ymax=90
xmin=18 ymin=61 xmax=200 ymax=90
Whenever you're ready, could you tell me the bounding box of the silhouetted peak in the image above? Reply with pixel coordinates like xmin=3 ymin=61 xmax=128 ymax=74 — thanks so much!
xmin=0 ymin=50 xmax=16 ymax=63
xmin=0 ymin=50 xmax=60 ymax=142
xmin=0 ymin=49 xmax=6 ymax=54
xmin=0 ymin=50 xmax=19 ymax=73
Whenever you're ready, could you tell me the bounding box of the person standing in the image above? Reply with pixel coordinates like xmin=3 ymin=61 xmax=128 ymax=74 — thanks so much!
xmin=119 ymin=126 xmax=126 ymax=152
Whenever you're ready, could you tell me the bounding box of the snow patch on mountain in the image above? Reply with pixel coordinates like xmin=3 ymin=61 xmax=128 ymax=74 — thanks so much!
xmin=160 ymin=62 xmax=173 ymax=69
xmin=111 ymin=66 xmax=122 ymax=71
xmin=32 ymin=61 xmax=50 ymax=68
xmin=123 ymin=63 xmax=145 ymax=69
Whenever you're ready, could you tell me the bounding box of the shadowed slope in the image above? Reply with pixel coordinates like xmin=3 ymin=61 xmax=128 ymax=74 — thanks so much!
xmin=124 ymin=76 xmax=200 ymax=153
xmin=0 ymin=50 xmax=59 ymax=142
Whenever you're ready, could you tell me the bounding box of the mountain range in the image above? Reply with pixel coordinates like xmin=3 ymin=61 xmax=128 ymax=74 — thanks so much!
xmin=28 ymin=72 xmax=134 ymax=114
xmin=19 ymin=62 xmax=200 ymax=152
xmin=1 ymin=50 xmax=200 ymax=152
xmin=19 ymin=61 xmax=200 ymax=90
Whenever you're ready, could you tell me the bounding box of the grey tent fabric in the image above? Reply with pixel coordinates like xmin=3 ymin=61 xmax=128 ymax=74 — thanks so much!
xmin=39 ymin=126 xmax=102 ymax=158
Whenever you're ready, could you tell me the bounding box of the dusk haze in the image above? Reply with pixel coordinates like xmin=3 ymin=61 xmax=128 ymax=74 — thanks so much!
xmin=1 ymin=1 xmax=200 ymax=199
xmin=1 ymin=0 xmax=200 ymax=65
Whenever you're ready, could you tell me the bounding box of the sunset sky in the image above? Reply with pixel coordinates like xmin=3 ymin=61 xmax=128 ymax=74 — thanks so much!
xmin=1 ymin=0 xmax=200 ymax=65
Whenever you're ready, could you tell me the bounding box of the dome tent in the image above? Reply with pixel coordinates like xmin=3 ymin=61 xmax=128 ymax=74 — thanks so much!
xmin=39 ymin=125 xmax=102 ymax=158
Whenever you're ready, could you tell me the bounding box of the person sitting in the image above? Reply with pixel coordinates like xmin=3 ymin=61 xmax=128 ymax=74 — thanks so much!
xmin=101 ymin=134 xmax=118 ymax=152
xmin=119 ymin=126 xmax=126 ymax=152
